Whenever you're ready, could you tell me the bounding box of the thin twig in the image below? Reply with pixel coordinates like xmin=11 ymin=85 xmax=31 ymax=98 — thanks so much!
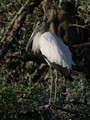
xmin=72 ymin=42 xmax=90 ymax=48
xmin=69 ymin=23 xmax=90 ymax=30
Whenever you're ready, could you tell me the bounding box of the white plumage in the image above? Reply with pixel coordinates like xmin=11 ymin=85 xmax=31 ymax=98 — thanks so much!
xmin=32 ymin=31 xmax=75 ymax=70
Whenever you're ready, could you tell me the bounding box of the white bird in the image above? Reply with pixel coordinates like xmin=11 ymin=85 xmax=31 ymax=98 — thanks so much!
xmin=26 ymin=20 xmax=75 ymax=108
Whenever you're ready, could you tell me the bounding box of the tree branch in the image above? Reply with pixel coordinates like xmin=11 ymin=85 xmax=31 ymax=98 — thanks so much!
xmin=7 ymin=54 xmax=46 ymax=64
xmin=0 ymin=0 xmax=42 ymax=60
xmin=72 ymin=42 xmax=90 ymax=48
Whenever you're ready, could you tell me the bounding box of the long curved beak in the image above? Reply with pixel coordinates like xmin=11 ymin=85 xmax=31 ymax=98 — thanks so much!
xmin=26 ymin=34 xmax=33 ymax=51
xmin=26 ymin=27 xmax=37 ymax=51
xmin=26 ymin=26 xmax=38 ymax=51
xmin=26 ymin=20 xmax=47 ymax=51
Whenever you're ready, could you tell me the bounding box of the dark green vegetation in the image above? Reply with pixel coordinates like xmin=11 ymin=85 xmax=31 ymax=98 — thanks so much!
xmin=0 ymin=74 xmax=89 ymax=119
xmin=0 ymin=0 xmax=90 ymax=120
xmin=0 ymin=73 xmax=89 ymax=120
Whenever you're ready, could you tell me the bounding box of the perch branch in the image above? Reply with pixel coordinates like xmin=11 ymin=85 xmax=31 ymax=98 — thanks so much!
xmin=18 ymin=105 xmax=89 ymax=119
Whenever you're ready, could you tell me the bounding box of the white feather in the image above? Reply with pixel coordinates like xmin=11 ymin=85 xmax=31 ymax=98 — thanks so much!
xmin=32 ymin=32 xmax=42 ymax=53
xmin=32 ymin=32 xmax=75 ymax=70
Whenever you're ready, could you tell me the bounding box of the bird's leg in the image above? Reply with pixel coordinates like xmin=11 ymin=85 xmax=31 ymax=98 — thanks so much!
xmin=43 ymin=66 xmax=53 ymax=108
xmin=54 ymin=70 xmax=58 ymax=105
xmin=49 ymin=66 xmax=53 ymax=105
xmin=39 ymin=66 xmax=53 ymax=110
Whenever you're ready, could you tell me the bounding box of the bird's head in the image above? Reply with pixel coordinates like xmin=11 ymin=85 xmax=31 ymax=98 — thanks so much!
xmin=26 ymin=20 xmax=47 ymax=51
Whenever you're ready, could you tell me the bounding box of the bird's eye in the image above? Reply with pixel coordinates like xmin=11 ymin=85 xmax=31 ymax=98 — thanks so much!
xmin=38 ymin=23 xmax=40 ymax=26
xmin=37 ymin=22 xmax=41 ymax=27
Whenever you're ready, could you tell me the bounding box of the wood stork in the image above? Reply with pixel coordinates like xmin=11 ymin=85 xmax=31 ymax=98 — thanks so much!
xmin=26 ymin=20 xmax=75 ymax=108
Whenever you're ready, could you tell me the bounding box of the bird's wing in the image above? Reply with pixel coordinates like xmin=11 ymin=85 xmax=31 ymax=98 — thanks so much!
xmin=39 ymin=32 xmax=75 ymax=70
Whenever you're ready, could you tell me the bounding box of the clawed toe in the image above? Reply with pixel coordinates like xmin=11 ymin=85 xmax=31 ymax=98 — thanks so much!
xmin=39 ymin=103 xmax=51 ymax=111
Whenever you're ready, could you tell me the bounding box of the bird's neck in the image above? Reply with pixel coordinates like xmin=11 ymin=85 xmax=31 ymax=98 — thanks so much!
xmin=32 ymin=32 xmax=42 ymax=53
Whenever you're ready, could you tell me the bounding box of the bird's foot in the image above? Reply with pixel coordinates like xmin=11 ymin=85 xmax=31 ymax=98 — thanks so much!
xmin=39 ymin=102 xmax=57 ymax=111
xmin=39 ymin=101 xmax=51 ymax=111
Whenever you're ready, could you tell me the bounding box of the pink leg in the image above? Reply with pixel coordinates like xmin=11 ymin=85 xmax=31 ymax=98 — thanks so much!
xmin=39 ymin=100 xmax=51 ymax=110
xmin=39 ymin=66 xmax=53 ymax=110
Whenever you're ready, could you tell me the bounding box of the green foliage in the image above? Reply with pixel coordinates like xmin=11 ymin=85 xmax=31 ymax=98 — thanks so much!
xmin=67 ymin=74 xmax=88 ymax=103
xmin=0 ymin=76 xmax=50 ymax=119
xmin=0 ymin=73 xmax=89 ymax=119
xmin=0 ymin=0 xmax=89 ymax=119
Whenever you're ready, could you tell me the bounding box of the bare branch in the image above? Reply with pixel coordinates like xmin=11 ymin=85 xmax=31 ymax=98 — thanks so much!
xmin=69 ymin=23 xmax=90 ymax=30
xmin=72 ymin=42 xmax=90 ymax=48
xmin=0 ymin=0 xmax=42 ymax=60
xmin=7 ymin=54 xmax=46 ymax=64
